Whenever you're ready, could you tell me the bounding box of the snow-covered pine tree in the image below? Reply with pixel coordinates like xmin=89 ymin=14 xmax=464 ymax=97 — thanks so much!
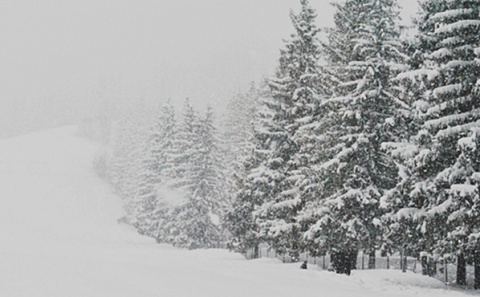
xmin=168 ymin=99 xmax=199 ymax=193
xmin=304 ymin=0 xmax=406 ymax=270
xmin=173 ymin=107 xmax=228 ymax=248
xmin=146 ymin=102 xmax=180 ymax=242
xmin=378 ymin=28 xmax=440 ymax=260
xmin=400 ymin=0 xmax=480 ymax=283
xmin=152 ymin=102 xmax=177 ymax=183
xmin=224 ymin=84 xmax=274 ymax=257
xmin=133 ymin=104 xmax=178 ymax=236
xmin=132 ymin=130 xmax=161 ymax=237
xmin=221 ymin=86 xmax=259 ymax=197
xmin=156 ymin=99 xmax=200 ymax=246
xmin=107 ymin=106 xmax=155 ymax=226
xmin=255 ymin=0 xmax=323 ymax=261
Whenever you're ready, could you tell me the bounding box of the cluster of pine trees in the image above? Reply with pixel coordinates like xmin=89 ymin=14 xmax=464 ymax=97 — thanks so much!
xmin=225 ymin=0 xmax=480 ymax=284
xmin=100 ymin=0 xmax=480 ymax=285
xmin=104 ymin=99 xmax=231 ymax=249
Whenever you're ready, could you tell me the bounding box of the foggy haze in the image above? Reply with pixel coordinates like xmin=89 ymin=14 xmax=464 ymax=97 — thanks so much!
xmin=0 ymin=0 xmax=418 ymax=138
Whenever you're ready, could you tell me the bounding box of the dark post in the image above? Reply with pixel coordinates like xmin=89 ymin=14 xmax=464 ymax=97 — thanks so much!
xmin=400 ymin=248 xmax=403 ymax=271
xmin=457 ymin=252 xmax=467 ymax=285
xmin=253 ymin=245 xmax=259 ymax=259
xmin=402 ymin=246 xmax=407 ymax=273
xmin=445 ymin=258 xmax=448 ymax=284
xmin=428 ymin=257 xmax=436 ymax=276
xmin=361 ymin=252 xmax=365 ymax=270
xmin=421 ymin=252 xmax=428 ymax=275
xmin=350 ymin=250 xmax=357 ymax=270
xmin=368 ymin=249 xmax=376 ymax=269
xmin=475 ymin=241 xmax=480 ymax=289
xmin=345 ymin=252 xmax=352 ymax=276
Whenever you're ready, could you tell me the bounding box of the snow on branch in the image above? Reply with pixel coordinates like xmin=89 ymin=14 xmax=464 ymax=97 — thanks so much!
xmin=435 ymin=20 xmax=480 ymax=34
xmin=432 ymin=83 xmax=462 ymax=99
xmin=450 ymin=184 xmax=477 ymax=197
xmin=430 ymin=8 xmax=476 ymax=22
xmin=395 ymin=68 xmax=439 ymax=81
xmin=426 ymin=197 xmax=452 ymax=217
xmin=436 ymin=120 xmax=480 ymax=139
xmin=424 ymin=108 xmax=480 ymax=131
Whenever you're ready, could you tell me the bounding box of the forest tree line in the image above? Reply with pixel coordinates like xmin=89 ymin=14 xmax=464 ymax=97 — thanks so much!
xmin=92 ymin=0 xmax=480 ymax=285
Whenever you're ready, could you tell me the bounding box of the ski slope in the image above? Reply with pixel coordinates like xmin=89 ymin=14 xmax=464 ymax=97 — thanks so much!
xmin=0 ymin=127 xmax=471 ymax=296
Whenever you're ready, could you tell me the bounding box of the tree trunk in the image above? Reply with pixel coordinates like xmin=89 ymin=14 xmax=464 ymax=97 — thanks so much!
xmin=445 ymin=259 xmax=448 ymax=284
xmin=349 ymin=250 xmax=357 ymax=270
xmin=332 ymin=250 xmax=351 ymax=275
xmin=253 ymin=245 xmax=259 ymax=259
xmin=457 ymin=252 xmax=467 ymax=286
xmin=421 ymin=252 xmax=428 ymax=275
xmin=475 ymin=242 xmax=480 ymax=289
xmin=345 ymin=252 xmax=352 ymax=276
xmin=428 ymin=257 xmax=436 ymax=276
xmin=368 ymin=249 xmax=375 ymax=269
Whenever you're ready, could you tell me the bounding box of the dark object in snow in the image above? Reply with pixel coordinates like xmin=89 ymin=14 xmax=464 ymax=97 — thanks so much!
xmin=457 ymin=252 xmax=466 ymax=286
xmin=474 ymin=241 xmax=480 ymax=290
xmin=300 ymin=261 xmax=307 ymax=269
xmin=331 ymin=250 xmax=352 ymax=276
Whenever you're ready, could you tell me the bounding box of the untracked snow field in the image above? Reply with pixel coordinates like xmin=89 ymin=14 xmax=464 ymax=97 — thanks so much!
xmin=0 ymin=127 xmax=473 ymax=297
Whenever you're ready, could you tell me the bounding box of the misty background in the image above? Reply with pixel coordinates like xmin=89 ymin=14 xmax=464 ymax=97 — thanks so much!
xmin=0 ymin=0 xmax=418 ymax=139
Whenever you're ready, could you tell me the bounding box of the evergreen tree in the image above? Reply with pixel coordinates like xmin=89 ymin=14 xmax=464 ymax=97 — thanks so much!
xmin=224 ymin=85 xmax=272 ymax=256
xmin=148 ymin=102 xmax=179 ymax=241
xmin=256 ymin=0 xmax=323 ymax=261
xmin=304 ymin=0 xmax=406 ymax=268
xmin=107 ymin=106 xmax=155 ymax=226
xmin=172 ymin=106 xmax=228 ymax=248
xmin=221 ymin=86 xmax=259 ymax=197
xmin=381 ymin=0 xmax=480 ymax=283
xmin=413 ymin=0 xmax=480 ymax=282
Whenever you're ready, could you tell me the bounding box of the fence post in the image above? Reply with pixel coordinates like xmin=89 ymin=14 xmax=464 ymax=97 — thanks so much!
xmin=445 ymin=259 xmax=448 ymax=284
xmin=474 ymin=240 xmax=480 ymax=289
xmin=400 ymin=249 xmax=403 ymax=271
xmin=361 ymin=252 xmax=365 ymax=270
xmin=421 ymin=252 xmax=428 ymax=275
xmin=457 ymin=252 xmax=466 ymax=285
xmin=368 ymin=249 xmax=376 ymax=269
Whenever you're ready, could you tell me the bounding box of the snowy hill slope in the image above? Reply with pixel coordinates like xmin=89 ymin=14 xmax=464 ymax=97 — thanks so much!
xmin=0 ymin=127 xmax=471 ymax=296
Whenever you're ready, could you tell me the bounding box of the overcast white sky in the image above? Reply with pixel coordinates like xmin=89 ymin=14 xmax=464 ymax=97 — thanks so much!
xmin=0 ymin=0 xmax=419 ymax=137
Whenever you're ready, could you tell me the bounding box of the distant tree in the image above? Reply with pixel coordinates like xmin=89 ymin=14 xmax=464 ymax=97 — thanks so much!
xmin=171 ymin=106 xmax=228 ymax=248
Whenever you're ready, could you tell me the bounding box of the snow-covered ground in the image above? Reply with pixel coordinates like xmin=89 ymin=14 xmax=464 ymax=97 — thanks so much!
xmin=0 ymin=127 xmax=472 ymax=297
